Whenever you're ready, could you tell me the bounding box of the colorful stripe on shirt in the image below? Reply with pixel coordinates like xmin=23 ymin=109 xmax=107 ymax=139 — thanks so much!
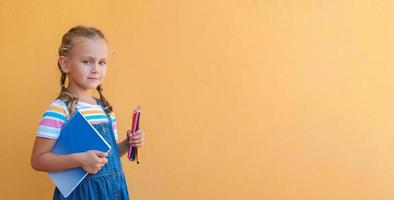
xmin=37 ymin=99 xmax=118 ymax=140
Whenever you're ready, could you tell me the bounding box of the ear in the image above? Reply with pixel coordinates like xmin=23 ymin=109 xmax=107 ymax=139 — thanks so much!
xmin=58 ymin=56 xmax=70 ymax=73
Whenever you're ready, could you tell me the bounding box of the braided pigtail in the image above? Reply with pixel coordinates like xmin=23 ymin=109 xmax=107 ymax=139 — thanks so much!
xmin=57 ymin=68 xmax=79 ymax=115
xmin=97 ymin=84 xmax=113 ymax=114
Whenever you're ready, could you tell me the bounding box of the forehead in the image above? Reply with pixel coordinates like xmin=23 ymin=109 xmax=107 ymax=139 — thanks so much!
xmin=70 ymin=37 xmax=108 ymax=58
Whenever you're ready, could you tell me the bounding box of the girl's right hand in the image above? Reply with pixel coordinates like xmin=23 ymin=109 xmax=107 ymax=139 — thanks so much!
xmin=78 ymin=150 xmax=108 ymax=174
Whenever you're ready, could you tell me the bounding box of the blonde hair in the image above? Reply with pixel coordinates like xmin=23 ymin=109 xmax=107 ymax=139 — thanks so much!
xmin=57 ymin=25 xmax=113 ymax=115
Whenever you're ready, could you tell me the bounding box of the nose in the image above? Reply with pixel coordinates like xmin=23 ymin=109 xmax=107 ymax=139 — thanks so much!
xmin=91 ymin=63 xmax=99 ymax=73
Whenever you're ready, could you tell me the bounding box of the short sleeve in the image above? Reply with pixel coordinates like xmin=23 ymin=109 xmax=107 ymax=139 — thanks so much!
xmin=36 ymin=100 xmax=68 ymax=139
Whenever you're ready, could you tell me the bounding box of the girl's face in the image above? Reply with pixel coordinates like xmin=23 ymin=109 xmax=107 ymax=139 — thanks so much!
xmin=60 ymin=37 xmax=109 ymax=92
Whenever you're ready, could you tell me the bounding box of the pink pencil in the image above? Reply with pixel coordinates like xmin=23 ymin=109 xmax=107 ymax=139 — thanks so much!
xmin=128 ymin=106 xmax=141 ymax=162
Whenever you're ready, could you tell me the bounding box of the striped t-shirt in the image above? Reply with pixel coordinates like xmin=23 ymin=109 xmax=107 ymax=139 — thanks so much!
xmin=36 ymin=99 xmax=118 ymax=140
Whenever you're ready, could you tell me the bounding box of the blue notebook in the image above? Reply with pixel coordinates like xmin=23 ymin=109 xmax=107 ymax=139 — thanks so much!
xmin=48 ymin=110 xmax=112 ymax=198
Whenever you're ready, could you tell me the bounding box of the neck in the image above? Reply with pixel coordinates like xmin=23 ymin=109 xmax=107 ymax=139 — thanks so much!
xmin=66 ymin=83 xmax=96 ymax=104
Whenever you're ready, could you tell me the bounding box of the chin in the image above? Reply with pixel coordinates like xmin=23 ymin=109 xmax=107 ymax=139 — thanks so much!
xmin=85 ymin=84 xmax=100 ymax=89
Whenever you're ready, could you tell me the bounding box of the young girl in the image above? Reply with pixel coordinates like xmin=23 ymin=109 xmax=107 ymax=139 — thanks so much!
xmin=31 ymin=25 xmax=144 ymax=200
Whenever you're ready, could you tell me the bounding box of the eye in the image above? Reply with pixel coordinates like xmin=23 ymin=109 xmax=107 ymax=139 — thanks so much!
xmin=82 ymin=60 xmax=93 ymax=64
xmin=99 ymin=61 xmax=107 ymax=66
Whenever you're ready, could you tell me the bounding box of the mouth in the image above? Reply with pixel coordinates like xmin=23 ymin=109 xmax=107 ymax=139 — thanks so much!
xmin=87 ymin=77 xmax=100 ymax=80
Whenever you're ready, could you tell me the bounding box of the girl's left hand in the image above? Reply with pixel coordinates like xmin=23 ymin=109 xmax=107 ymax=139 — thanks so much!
xmin=127 ymin=129 xmax=145 ymax=147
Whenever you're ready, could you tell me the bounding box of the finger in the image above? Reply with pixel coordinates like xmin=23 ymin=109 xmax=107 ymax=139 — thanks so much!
xmin=132 ymin=139 xmax=144 ymax=145
xmin=96 ymin=164 xmax=103 ymax=170
xmin=127 ymin=130 xmax=133 ymax=137
xmin=133 ymin=137 xmax=144 ymax=143
xmin=131 ymin=136 xmax=141 ymax=141
xmin=98 ymin=157 xmax=108 ymax=164
xmin=131 ymin=139 xmax=141 ymax=145
xmin=129 ymin=137 xmax=140 ymax=143
xmin=132 ymin=134 xmax=143 ymax=140
xmin=93 ymin=151 xmax=108 ymax=157
xmin=131 ymin=129 xmax=142 ymax=135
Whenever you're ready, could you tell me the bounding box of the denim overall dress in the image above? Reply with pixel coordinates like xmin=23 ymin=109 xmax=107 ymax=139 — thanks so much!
xmin=53 ymin=99 xmax=130 ymax=200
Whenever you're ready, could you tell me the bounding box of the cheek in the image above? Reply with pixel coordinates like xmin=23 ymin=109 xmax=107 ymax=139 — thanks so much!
xmin=74 ymin=68 xmax=89 ymax=77
xmin=69 ymin=63 xmax=85 ymax=74
xmin=101 ymin=68 xmax=107 ymax=77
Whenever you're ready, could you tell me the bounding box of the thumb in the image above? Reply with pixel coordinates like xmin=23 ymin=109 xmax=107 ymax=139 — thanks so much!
xmin=92 ymin=150 xmax=108 ymax=157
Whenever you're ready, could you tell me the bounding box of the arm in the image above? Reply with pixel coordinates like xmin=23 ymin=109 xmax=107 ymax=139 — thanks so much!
xmin=117 ymin=138 xmax=129 ymax=157
xmin=31 ymin=137 xmax=83 ymax=172
xmin=31 ymin=137 xmax=108 ymax=173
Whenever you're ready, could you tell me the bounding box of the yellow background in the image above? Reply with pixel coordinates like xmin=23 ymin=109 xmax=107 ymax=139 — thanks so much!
xmin=1 ymin=0 xmax=394 ymax=199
